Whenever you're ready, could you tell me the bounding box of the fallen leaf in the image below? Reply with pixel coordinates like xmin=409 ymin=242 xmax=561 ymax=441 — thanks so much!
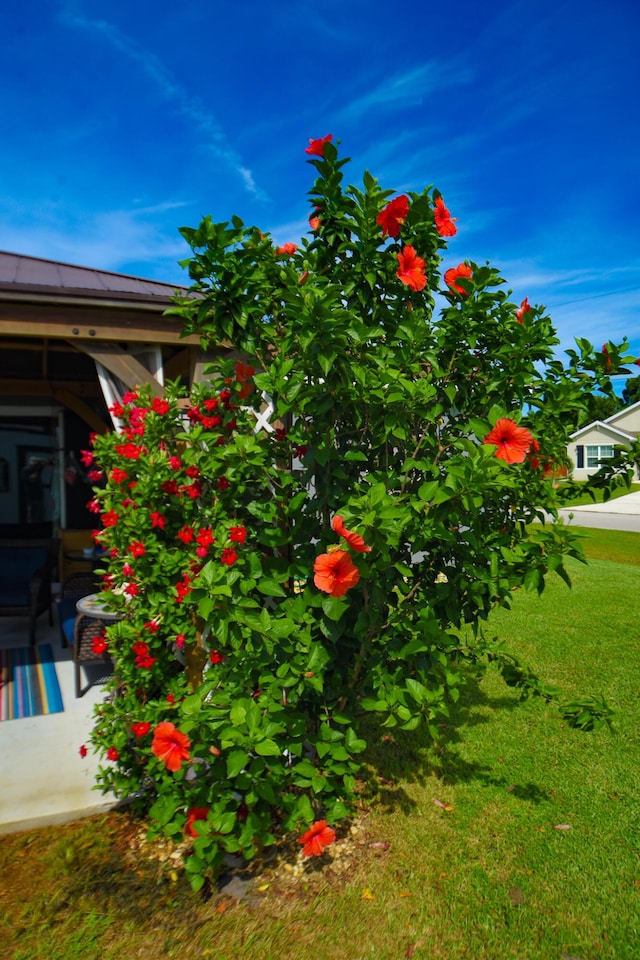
xmin=438 ymin=872 xmax=449 ymax=881
xmin=216 ymin=901 xmax=228 ymax=913
xmin=508 ymin=886 xmax=526 ymax=906
xmin=361 ymin=888 xmax=375 ymax=900
xmin=369 ymin=841 xmax=391 ymax=851
xmin=378 ymin=776 xmax=395 ymax=786
xmin=553 ymin=824 xmax=572 ymax=830
xmin=432 ymin=798 xmax=454 ymax=811
xmin=257 ymin=883 xmax=270 ymax=891
xmin=399 ymin=890 xmax=412 ymax=898
xmin=406 ymin=943 xmax=416 ymax=958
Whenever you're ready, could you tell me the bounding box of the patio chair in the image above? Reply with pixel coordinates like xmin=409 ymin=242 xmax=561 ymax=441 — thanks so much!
xmin=73 ymin=613 xmax=113 ymax=698
xmin=56 ymin=572 xmax=101 ymax=649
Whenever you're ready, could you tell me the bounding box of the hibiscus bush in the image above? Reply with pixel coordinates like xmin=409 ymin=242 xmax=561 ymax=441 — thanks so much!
xmin=87 ymin=134 xmax=634 ymax=891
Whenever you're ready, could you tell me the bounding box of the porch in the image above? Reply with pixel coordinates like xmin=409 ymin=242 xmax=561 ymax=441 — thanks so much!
xmin=0 ymin=610 xmax=116 ymax=835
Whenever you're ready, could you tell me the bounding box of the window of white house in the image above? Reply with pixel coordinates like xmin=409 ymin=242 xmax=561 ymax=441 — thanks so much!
xmin=586 ymin=444 xmax=614 ymax=468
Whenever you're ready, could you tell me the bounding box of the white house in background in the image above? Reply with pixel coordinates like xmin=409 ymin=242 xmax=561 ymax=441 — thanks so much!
xmin=567 ymin=400 xmax=640 ymax=480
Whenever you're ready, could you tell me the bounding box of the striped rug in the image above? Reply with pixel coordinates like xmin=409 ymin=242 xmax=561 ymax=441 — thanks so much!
xmin=0 ymin=644 xmax=63 ymax=720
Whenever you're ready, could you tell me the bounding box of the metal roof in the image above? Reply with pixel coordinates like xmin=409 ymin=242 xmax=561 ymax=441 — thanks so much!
xmin=0 ymin=251 xmax=187 ymax=304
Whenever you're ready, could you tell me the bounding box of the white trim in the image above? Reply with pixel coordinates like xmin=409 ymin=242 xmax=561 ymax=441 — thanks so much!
xmin=569 ymin=420 xmax=635 ymax=442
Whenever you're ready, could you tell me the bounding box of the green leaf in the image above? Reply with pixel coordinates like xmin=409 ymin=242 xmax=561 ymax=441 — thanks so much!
xmin=322 ymin=595 xmax=348 ymax=621
xmin=257 ymin=579 xmax=288 ymax=598
xmin=226 ymin=749 xmax=249 ymax=779
xmin=254 ymin=739 xmax=282 ymax=757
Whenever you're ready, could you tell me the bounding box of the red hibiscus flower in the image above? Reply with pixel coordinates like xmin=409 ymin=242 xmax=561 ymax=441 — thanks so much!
xmin=444 ymin=263 xmax=473 ymax=296
xmin=114 ymin=442 xmax=143 ymax=459
xmin=397 ymin=246 xmax=427 ymax=292
xmin=433 ymin=196 xmax=457 ymax=237
xmin=229 ymin=525 xmax=247 ymax=544
xmin=332 ymin=515 xmax=371 ymax=553
xmin=151 ymin=397 xmax=170 ymax=415
xmin=185 ymin=807 xmax=210 ymax=838
xmin=377 ymin=195 xmax=409 ymax=239
xmin=175 ymin=633 xmax=186 ymax=650
xmin=129 ymin=541 xmax=146 ymax=558
xmin=218 ymin=477 xmax=230 ymax=492
xmin=150 ymin=511 xmax=166 ymax=529
xmin=151 ymin=721 xmax=191 ymax=772
xmin=91 ymin=633 xmax=108 ymax=655
xmin=299 ymin=820 xmax=336 ymax=857
xmin=79 ymin=744 xmax=88 ymax=758
xmin=80 ymin=449 xmax=94 ymax=467
xmin=209 ymin=650 xmax=224 ymax=664
xmin=221 ymin=547 xmax=238 ymax=566
xmin=107 ymin=746 xmax=119 ymax=761
xmin=177 ymin=526 xmax=194 ymax=544
xmin=483 ymin=419 xmax=534 ymax=464
xmin=102 ymin=509 xmax=119 ymax=527
xmin=132 ymin=721 xmax=152 ymax=738
xmin=276 ymin=242 xmax=297 ymax=256
xmin=516 ymin=296 xmax=531 ymax=323
xmin=313 ymin=549 xmax=360 ymax=597
xmin=305 ymin=134 xmax=332 ymax=156
xmin=124 ymin=582 xmax=140 ymax=597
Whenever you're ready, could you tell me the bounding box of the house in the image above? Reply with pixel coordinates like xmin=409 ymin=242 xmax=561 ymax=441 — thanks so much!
xmin=0 ymin=250 xmax=217 ymax=576
xmin=567 ymin=401 xmax=640 ymax=481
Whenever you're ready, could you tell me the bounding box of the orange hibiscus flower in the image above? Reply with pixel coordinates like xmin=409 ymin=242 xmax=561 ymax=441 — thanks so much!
xmin=376 ymin=195 xmax=409 ymax=239
xmin=433 ymin=196 xmax=457 ymax=237
xmin=397 ymin=245 xmax=427 ymax=291
xmin=185 ymin=806 xmax=210 ymax=838
xmin=332 ymin=515 xmax=371 ymax=553
xmin=299 ymin=820 xmax=336 ymax=857
xmin=444 ymin=263 xmax=473 ymax=296
xmin=516 ymin=297 xmax=531 ymax=323
xmin=151 ymin=721 xmax=191 ymax=772
xmin=305 ymin=134 xmax=332 ymax=156
xmin=313 ymin=549 xmax=360 ymax=597
xmin=483 ymin=419 xmax=534 ymax=464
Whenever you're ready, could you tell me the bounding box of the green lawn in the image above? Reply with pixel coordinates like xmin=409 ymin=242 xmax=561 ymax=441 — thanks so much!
xmin=2 ymin=530 xmax=639 ymax=959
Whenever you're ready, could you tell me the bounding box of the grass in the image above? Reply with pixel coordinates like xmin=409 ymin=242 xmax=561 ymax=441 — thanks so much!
xmin=2 ymin=530 xmax=639 ymax=959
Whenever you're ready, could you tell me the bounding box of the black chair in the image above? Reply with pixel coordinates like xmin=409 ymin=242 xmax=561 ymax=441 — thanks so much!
xmin=56 ymin=572 xmax=101 ymax=649
xmin=73 ymin=614 xmax=113 ymax=698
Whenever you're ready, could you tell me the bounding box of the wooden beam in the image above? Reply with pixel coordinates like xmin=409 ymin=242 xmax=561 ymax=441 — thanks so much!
xmin=51 ymin=388 xmax=109 ymax=434
xmin=0 ymin=302 xmax=201 ymax=345
xmin=163 ymin=347 xmax=192 ymax=381
xmin=73 ymin=342 xmax=165 ymax=396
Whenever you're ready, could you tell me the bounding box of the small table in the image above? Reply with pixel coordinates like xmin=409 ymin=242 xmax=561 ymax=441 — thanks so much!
xmin=76 ymin=594 xmax=121 ymax=621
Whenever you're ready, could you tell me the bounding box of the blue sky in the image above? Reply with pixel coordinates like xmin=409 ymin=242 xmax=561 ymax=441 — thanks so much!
xmin=3 ymin=0 xmax=640 ymax=364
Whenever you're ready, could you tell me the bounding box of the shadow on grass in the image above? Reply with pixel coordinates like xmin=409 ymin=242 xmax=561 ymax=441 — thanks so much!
xmin=359 ymin=669 xmax=552 ymax=813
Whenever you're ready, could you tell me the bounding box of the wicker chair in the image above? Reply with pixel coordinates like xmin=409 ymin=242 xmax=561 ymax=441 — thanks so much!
xmin=73 ymin=613 xmax=113 ymax=698
xmin=56 ymin=572 xmax=101 ymax=649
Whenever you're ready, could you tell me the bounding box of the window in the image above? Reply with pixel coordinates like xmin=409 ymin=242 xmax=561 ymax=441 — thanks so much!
xmin=586 ymin=444 xmax=614 ymax=468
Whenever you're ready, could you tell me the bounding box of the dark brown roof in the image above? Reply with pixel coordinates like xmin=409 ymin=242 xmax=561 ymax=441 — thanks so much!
xmin=0 ymin=251 xmax=188 ymax=304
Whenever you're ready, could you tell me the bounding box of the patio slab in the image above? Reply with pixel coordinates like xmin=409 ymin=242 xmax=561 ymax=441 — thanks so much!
xmin=0 ymin=614 xmax=116 ymax=835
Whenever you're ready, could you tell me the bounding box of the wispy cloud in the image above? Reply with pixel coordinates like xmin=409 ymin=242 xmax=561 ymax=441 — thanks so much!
xmin=337 ymin=61 xmax=473 ymax=122
xmin=0 ymin=199 xmax=188 ymax=281
xmin=58 ymin=2 xmax=266 ymax=200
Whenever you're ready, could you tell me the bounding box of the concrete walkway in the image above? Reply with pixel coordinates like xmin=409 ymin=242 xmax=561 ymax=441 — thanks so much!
xmin=557 ymin=490 xmax=640 ymax=532
xmin=0 ymin=615 xmax=115 ymax=835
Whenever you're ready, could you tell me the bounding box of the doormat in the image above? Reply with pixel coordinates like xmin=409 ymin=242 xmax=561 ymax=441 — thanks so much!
xmin=0 ymin=644 xmax=63 ymax=720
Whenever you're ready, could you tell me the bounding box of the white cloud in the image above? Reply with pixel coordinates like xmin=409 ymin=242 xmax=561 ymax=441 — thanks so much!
xmin=58 ymin=2 xmax=265 ymax=200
